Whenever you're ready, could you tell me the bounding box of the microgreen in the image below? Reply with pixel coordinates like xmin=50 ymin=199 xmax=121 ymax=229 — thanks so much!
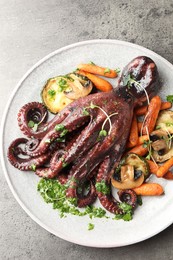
xmin=86 ymin=102 xmax=118 ymax=137
xmin=123 ymin=74 xmax=150 ymax=106
xmin=82 ymin=108 xmax=90 ymax=116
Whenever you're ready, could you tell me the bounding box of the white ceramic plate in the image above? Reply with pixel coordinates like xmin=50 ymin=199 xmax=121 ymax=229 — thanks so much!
xmin=1 ymin=39 xmax=173 ymax=248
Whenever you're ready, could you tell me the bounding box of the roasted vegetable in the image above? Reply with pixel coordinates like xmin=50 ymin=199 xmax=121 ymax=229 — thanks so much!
xmin=41 ymin=73 xmax=93 ymax=114
xmin=150 ymin=129 xmax=173 ymax=163
xmin=155 ymin=110 xmax=173 ymax=134
xmin=111 ymin=153 xmax=149 ymax=190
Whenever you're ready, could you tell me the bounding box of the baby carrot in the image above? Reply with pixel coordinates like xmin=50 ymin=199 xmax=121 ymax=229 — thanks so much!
xmin=142 ymin=95 xmax=162 ymax=135
xmin=147 ymin=160 xmax=159 ymax=174
xmin=78 ymin=70 xmax=113 ymax=92
xmin=133 ymin=183 xmax=164 ymax=196
xmin=127 ymin=114 xmax=138 ymax=148
xmin=163 ymin=171 xmax=173 ymax=180
xmin=77 ymin=63 xmax=117 ymax=78
xmin=160 ymin=101 xmax=172 ymax=110
xmin=135 ymin=101 xmax=172 ymax=116
xmin=156 ymin=157 xmax=173 ymax=178
xmin=137 ymin=122 xmax=143 ymax=133
xmin=135 ymin=106 xmax=147 ymax=116
xmin=128 ymin=144 xmax=148 ymax=156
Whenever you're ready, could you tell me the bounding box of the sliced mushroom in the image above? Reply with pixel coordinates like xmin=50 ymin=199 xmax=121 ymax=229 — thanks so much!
xmin=64 ymin=73 xmax=93 ymax=100
xmin=150 ymin=129 xmax=173 ymax=163
xmin=156 ymin=110 xmax=173 ymax=134
xmin=111 ymin=165 xmax=144 ymax=190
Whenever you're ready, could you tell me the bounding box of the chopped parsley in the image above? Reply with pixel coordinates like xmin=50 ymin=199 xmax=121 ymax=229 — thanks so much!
xmin=104 ymin=68 xmax=111 ymax=74
xmin=37 ymin=179 xmax=107 ymax=220
xmin=95 ymin=180 xmax=110 ymax=195
xmin=28 ymin=120 xmax=38 ymax=132
xmin=88 ymin=223 xmax=94 ymax=230
xmin=55 ymin=124 xmax=68 ymax=137
xmin=48 ymin=89 xmax=56 ymax=98
xmin=113 ymin=203 xmax=133 ymax=221
xmin=57 ymin=78 xmax=69 ymax=92
xmin=30 ymin=164 xmax=36 ymax=172
xmin=166 ymin=95 xmax=173 ymax=103
xmin=115 ymin=68 xmax=121 ymax=74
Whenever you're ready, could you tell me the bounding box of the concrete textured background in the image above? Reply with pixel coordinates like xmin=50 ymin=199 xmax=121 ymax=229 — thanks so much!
xmin=1 ymin=0 xmax=173 ymax=259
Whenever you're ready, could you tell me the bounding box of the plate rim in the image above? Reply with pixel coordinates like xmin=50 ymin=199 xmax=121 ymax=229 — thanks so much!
xmin=1 ymin=39 xmax=173 ymax=248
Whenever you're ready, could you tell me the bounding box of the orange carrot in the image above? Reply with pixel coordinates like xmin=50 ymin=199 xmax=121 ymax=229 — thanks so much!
xmin=142 ymin=95 xmax=162 ymax=135
xmin=78 ymin=70 xmax=113 ymax=92
xmin=128 ymin=144 xmax=148 ymax=156
xmin=135 ymin=106 xmax=147 ymax=116
xmin=156 ymin=157 xmax=173 ymax=178
xmin=137 ymin=122 xmax=143 ymax=133
xmin=133 ymin=183 xmax=164 ymax=196
xmin=163 ymin=171 xmax=173 ymax=180
xmin=77 ymin=63 xmax=117 ymax=78
xmin=127 ymin=114 xmax=138 ymax=148
xmin=160 ymin=101 xmax=172 ymax=110
xmin=147 ymin=160 xmax=159 ymax=174
xmin=135 ymin=101 xmax=172 ymax=116
xmin=137 ymin=135 xmax=149 ymax=145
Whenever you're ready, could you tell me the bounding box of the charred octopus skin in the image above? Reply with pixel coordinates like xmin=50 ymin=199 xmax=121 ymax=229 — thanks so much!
xmin=8 ymin=56 xmax=159 ymax=213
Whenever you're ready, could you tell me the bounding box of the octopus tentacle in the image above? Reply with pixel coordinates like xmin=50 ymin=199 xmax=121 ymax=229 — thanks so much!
xmin=18 ymin=102 xmax=48 ymax=138
xmin=35 ymin=149 xmax=66 ymax=178
xmin=25 ymin=108 xmax=90 ymax=157
xmin=8 ymin=138 xmax=50 ymax=171
xmin=77 ymin=180 xmax=97 ymax=208
xmin=118 ymin=189 xmax=137 ymax=208
xmin=96 ymin=157 xmax=123 ymax=214
xmin=66 ymin=179 xmax=97 ymax=207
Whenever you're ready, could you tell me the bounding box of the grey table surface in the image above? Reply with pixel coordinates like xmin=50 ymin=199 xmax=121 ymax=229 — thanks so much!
xmin=1 ymin=0 xmax=173 ymax=259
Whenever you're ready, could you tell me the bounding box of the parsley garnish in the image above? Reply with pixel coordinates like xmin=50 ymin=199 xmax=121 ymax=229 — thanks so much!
xmin=95 ymin=180 xmax=110 ymax=195
xmin=115 ymin=68 xmax=121 ymax=74
xmin=166 ymin=95 xmax=173 ymax=103
xmin=38 ymin=179 xmax=107 ymax=220
xmin=104 ymin=68 xmax=111 ymax=74
xmin=28 ymin=120 xmax=38 ymax=132
xmin=55 ymin=124 xmax=69 ymax=137
xmin=48 ymin=89 xmax=56 ymax=98
xmin=30 ymin=164 xmax=36 ymax=171
xmin=57 ymin=78 xmax=69 ymax=92
xmin=88 ymin=223 xmax=94 ymax=230
xmin=113 ymin=203 xmax=133 ymax=221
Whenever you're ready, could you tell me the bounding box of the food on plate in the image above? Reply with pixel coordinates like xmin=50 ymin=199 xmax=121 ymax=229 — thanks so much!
xmin=41 ymin=73 xmax=93 ymax=113
xmin=77 ymin=70 xmax=113 ymax=92
xmin=8 ymin=56 xmax=173 ymax=222
xmin=77 ymin=63 xmax=118 ymax=78
xmin=111 ymin=153 xmax=149 ymax=190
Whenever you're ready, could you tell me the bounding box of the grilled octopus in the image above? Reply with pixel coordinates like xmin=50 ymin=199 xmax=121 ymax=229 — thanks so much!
xmin=8 ymin=56 xmax=159 ymax=215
